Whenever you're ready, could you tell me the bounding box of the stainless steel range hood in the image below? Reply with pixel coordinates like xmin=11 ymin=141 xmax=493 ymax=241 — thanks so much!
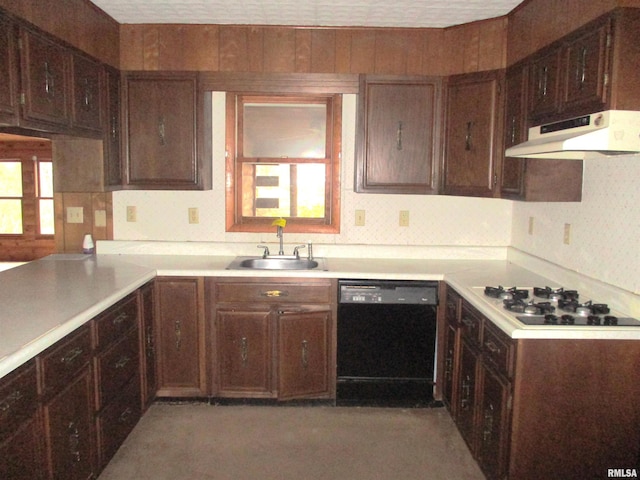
xmin=505 ymin=110 xmax=640 ymax=159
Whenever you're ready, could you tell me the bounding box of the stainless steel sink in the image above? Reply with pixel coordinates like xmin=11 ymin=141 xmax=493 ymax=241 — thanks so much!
xmin=226 ymin=256 xmax=327 ymax=271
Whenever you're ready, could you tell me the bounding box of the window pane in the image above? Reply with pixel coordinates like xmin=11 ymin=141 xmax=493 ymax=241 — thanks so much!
xmin=241 ymin=163 xmax=325 ymax=218
xmin=39 ymin=161 xmax=53 ymax=197
xmin=0 ymin=162 xmax=23 ymax=197
xmin=0 ymin=199 xmax=23 ymax=234
xmin=39 ymin=199 xmax=54 ymax=235
xmin=243 ymin=103 xmax=326 ymax=158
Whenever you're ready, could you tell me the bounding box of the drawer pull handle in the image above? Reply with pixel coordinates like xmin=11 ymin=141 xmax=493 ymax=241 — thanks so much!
xmin=114 ymin=355 xmax=131 ymax=369
xmin=261 ymin=290 xmax=289 ymax=297
xmin=461 ymin=317 xmax=475 ymax=329
xmin=61 ymin=347 xmax=84 ymax=365
xmin=0 ymin=390 xmax=23 ymax=412
xmin=112 ymin=312 xmax=129 ymax=325
xmin=119 ymin=407 xmax=133 ymax=424
xmin=240 ymin=337 xmax=248 ymax=366
xmin=301 ymin=340 xmax=309 ymax=368
xmin=146 ymin=326 xmax=154 ymax=357
xmin=461 ymin=376 xmax=472 ymax=410
xmin=483 ymin=403 xmax=495 ymax=442
xmin=485 ymin=340 xmax=501 ymax=354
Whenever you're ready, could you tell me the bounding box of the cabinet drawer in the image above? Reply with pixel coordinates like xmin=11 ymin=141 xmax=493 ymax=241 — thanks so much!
xmin=97 ymin=376 xmax=141 ymax=469
xmin=482 ymin=322 xmax=515 ymax=378
xmin=0 ymin=361 xmax=38 ymax=442
xmin=215 ymin=281 xmax=333 ymax=304
xmin=39 ymin=326 xmax=91 ymax=398
xmin=94 ymin=294 xmax=139 ymax=351
xmin=460 ymin=302 xmax=482 ymax=346
xmin=96 ymin=328 xmax=139 ymax=408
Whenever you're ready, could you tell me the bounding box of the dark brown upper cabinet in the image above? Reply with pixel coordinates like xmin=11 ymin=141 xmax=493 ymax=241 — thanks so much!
xmin=123 ymin=72 xmax=210 ymax=190
xmin=0 ymin=14 xmax=19 ymax=126
xmin=70 ymin=52 xmax=103 ymax=135
xmin=442 ymin=70 xmax=504 ymax=198
xmin=18 ymin=26 xmax=71 ymax=131
xmin=103 ymin=66 xmax=122 ymax=188
xmin=355 ymin=75 xmax=442 ymax=195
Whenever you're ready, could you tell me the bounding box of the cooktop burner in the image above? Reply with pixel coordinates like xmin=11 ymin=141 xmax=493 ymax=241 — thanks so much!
xmin=482 ymin=285 xmax=640 ymax=327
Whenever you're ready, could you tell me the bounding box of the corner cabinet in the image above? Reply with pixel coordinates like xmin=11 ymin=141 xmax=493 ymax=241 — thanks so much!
xmin=355 ymin=75 xmax=441 ymax=194
xmin=208 ymin=278 xmax=336 ymax=401
xmin=442 ymin=70 xmax=504 ymax=198
xmin=154 ymin=277 xmax=207 ymax=397
xmin=123 ymin=72 xmax=210 ymax=190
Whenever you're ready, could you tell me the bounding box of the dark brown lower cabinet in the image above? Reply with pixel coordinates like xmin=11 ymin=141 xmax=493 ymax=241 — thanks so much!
xmin=155 ymin=277 xmax=207 ymax=397
xmin=139 ymin=282 xmax=157 ymax=410
xmin=43 ymin=369 xmax=96 ymax=480
xmin=455 ymin=339 xmax=480 ymax=451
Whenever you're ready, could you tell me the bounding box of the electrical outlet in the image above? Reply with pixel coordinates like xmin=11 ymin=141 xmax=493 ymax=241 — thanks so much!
xmin=126 ymin=206 xmax=137 ymax=223
xmin=94 ymin=210 xmax=107 ymax=228
xmin=355 ymin=210 xmax=365 ymax=226
xmin=399 ymin=210 xmax=410 ymax=227
xmin=563 ymin=223 xmax=571 ymax=245
xmin=188 ymin=207 xmax=199 ymax=224
xmin=528 ymin=217 xmax=534 ymax=235
xmin=66 ymin=207 xmax=83 ymax=224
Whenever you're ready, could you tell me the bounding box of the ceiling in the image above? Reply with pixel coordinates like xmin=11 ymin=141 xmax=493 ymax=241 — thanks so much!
xmin=89 ymin=0 xmax=524 ymax=29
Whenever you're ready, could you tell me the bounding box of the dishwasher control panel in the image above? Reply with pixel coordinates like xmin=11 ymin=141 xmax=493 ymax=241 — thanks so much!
xmin=339 ymin=280 xmax=438 ymax=305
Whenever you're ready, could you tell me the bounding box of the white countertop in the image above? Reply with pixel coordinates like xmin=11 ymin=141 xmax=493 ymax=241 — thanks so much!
xmin=2 ymin=252 xmax=639 ymax=379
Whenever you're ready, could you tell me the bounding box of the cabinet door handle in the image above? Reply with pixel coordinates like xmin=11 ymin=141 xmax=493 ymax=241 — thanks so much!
xmin=83 ymin=77 xmax=92 ymax=110
xmin=146 ymin=326 xmax=154 ymax=357
xmin=510 ymin=116 xmax=517 ymax=144
xmin=483 ymin=403 xmax=495 ymax=442
xmin=67 ymin=421 xmax=81 ymax=463
xmin=114 ymin=355 xmax=131 ymax=369
xmin=118 ymin=407 xmax=133 ymax=424
xmin=44 ymin=61 xmax=55 ymax=98
xmin=301 ymin=340 xmax=309 ymax=368
xmin=158 ymin=116 xmax=166 ymax=145
xmin=484 ymin=340 xmax=501 ymax=355
xmin=174 ymin=320 xmax=182 ymax=350
xmin=240 ymin=336 xmax=248 ymax=366
xmin=578 ymin=46 xmax=587 ymax=87
xmin=111 ymin=114 xmax=118 ymax=139
xmin=396 ymin=121 xmax=403 ymax=150
xmin=465 ymin=121 xmax=472 ymax=151
xmin=461 ymin=375 xmax=472 ymax=409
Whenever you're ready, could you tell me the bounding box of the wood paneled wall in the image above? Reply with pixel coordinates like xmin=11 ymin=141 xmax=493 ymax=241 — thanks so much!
xmin=54 ymin=192 xmax=113 ymax=254
xmin=120 ymin=18 xmax=508 ymax=75
xmin=507 ymin=0 xmax=640 ymax=64
xmin=0 ymin=0 xmax=120 ymax=67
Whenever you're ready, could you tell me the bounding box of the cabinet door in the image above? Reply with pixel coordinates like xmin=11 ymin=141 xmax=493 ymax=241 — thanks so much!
xmin=563 ymin=20 xmax=610 ymax=114
xmin=19 ymin=27 xmax=71 ymax=130
xmin=442 ymin=323 xmax=458 ymax=414
xmin=278 ymin=308 xmax=331 ymax=400
xmin=443 ymin=70 xmax=503 ymax=198
xmin=125 ymin=73 xmax=199 ymax=189
xmin=0 ymin=15 xmax=18 ymax=126
xmin=477 ymin=366 xmax=512 ymax=480
xmin=43 ymin=369 xmax=95 ymax=480
xmin=528 ymin=48 xmax=561 ymax=121
xmin=216 ymin=309 xmax=273 ymax=397
xmin=355 ymin=75 xmax=441 ymax=194
xmin=0 ymin=416 xmax=46 ymax=480
xmin=70 ymin=53 xmax=102 ymax=134
xmin=501 ymin=65 xmax=527 ymax=199
xmin=139 ymin=283 xmax=157 ymax=410
xmin=155 ymin=277 xmax=206 ymax=397
xmin=455 ymin=339 xmax=480 ymax=453
xmin=104 ymin=67 xmax=122 ymax=187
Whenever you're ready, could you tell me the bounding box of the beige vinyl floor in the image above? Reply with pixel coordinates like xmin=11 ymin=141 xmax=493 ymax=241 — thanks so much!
xmin=98 ymin=403 xmax=486 ymax=480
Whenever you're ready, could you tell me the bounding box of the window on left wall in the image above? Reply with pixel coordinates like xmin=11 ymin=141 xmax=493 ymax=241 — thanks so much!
xmin=0 ymin=139 xmax=56 ymax=261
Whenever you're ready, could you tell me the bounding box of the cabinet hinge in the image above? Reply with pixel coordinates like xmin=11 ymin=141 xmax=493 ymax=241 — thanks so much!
xmin=17 ymin=37 xmax=23 ymax=50
xmin=507 ymin=395 xmax=513 ymax=411
xmin=603 ymin=73 xmax=609 ymax=87
xmin=493 ymin=173 xmax=498 ymax=186
xmin=606 ymin=33 xmax=612 ymax=48
xmin=19 ymin=93 xmax=26 ymax=105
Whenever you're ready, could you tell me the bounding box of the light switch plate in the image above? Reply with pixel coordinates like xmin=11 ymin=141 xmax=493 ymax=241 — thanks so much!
xmin=188 ymin=207 xmax=199 ymax=224
xmin=126 ymin=206 xmax=137 ymax=222
xmin=355 ymin=210 xmax=365 ymax=226
xmin=66 ymin=207 xmax=83 ymax=224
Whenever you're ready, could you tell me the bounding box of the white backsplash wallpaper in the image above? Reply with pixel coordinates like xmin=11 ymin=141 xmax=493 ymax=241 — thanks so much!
xmin=112 ymin=93 xmax=639 ymax=294
xmin=511 ymin=153 xmax=640 ymax=294
xmin=113 ymin=94 xmax=512 ymax=248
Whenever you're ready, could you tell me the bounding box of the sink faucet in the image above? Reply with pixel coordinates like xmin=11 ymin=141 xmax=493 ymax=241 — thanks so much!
xmin=276 ymin=225 xmax=284 ymax=255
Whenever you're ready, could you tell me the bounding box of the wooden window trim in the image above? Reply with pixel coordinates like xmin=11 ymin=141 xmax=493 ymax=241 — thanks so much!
xmin=225 ymin=92 xmax=342 ymax=234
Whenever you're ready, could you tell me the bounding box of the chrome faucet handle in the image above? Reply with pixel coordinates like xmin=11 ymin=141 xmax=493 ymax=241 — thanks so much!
xmin=293 ymin=244 xmax=306 ymax=259
xmin=257 ymin=245 xmax=270 ymax=258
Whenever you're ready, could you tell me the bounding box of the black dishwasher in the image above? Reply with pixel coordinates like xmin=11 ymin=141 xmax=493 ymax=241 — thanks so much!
xmin=337 ymin=279 xmax=438 ymax=407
